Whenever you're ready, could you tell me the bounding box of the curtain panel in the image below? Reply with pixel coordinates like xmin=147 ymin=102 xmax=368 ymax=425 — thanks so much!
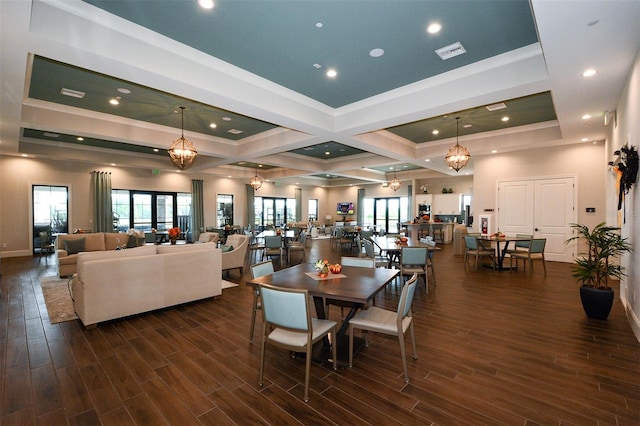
xmin=295 ymin=188 xmax=302 ymax=222
xmin=191 ymin=179 xmax=204 ymax=242
xmin=246 ymin=184 xmax=255 ymax=231
xmin=357 ymin=188 xmax=365 ymax=225
xmin=91 ymin=171 xmax=112 ymax=233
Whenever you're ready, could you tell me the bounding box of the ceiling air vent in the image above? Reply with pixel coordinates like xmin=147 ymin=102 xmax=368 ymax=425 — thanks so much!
xmin=227 ymin=129 xmax=243 ymax=135
xmin=486 ymin=102 xmax=507 ymax=111
xmin=60 ymin=88 xmax=86 ymax=98
xmin=435 ymin=42 xmax=466 ymax=60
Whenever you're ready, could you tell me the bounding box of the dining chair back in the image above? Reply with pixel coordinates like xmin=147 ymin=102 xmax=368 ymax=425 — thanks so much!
xmin=510 ymin=238 xmax=547 ymax=275
xmin=340 ymin=256 xmax=375 ymax=268
xmin=39 ymin=231 xmax=55 ymax=263
xmin=362 ymin=239 xmax=388 ymax=268
xmin=464 ymin=236 xmax=496 ymax=270
xmin=348 ymin=274 xmax=418 ymax=383
xmin=288 ymin=231 xmax=306 ymax=262
xmin=258 ymin=284 xmax=337 ymax=402
xmin=248 ymin=261 xmax=275 ymax=343
xmin=263 ymin=235 xmax=284 ymax=265
xmin=400 ymin=247 xmax=430 ymax=291
xmin=514 ymin=234 xmax=533 ymax=250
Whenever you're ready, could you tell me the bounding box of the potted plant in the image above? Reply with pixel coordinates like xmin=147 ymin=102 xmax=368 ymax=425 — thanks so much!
xmin=566 ymin=222 xmax=632 ymax=320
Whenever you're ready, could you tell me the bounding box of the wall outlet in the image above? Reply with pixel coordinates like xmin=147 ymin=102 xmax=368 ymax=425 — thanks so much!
xmin=2 ymin=243 xmax=6 ymax=248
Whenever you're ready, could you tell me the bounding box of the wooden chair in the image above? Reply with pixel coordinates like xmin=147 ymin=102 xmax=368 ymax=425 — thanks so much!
xmin=348 ymin=274 xmax=418 ymax=383
xmin=248 ymin=260 xmax=275 ymax=343
xmin=509 ymin=238 xmax=547 ymax=275
xmin=258 ymin=284 xmax=337 ymax=402
xmin=464 ymin=236 xmax=495 ymax=270
xmin=287 ymin=231 xmax=306 ymax=262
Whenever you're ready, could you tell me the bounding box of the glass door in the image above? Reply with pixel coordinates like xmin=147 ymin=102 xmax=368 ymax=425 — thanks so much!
xmin=374 ymin=197 xmax=401 ymax=234
xmin=32 ymin=185 xmax=68 ymax=254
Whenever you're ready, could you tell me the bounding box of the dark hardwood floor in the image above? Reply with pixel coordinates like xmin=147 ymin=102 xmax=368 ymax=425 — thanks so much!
xmin=1 ymin=238 xmax=639 ymax=425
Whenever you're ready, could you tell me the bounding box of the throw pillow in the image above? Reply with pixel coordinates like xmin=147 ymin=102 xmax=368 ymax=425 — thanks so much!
xmin=126 ymin=234 xmax=138 ymax=248
xmin=64 ymin=238 xmax=86 ymax=255
xmin=219 ymin=244 xmax=234 ymax=252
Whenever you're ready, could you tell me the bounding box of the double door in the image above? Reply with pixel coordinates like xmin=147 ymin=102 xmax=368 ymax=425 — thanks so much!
xmin=497 ymin=177 xmax=576 ymax=262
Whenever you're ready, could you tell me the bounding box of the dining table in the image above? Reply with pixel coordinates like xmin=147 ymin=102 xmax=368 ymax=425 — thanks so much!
xmin=370 ymin=236 xmax=440 ymax=268
xmin=476 ymin=235 xmax=532 ymax=270
xmin=247 ymin=262 xmax=399 ymax=365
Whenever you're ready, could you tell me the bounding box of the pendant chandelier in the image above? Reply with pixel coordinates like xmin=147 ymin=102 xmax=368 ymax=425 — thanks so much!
xmin=168 ymin=106 xmax=198 ymax=170
xmin=444 ymin=116 xmax=470 ymax=172
xmin=249 ymin=165 xmax=263 ymax=190
xmin=389 ymin=166 xmax=402 ymax=191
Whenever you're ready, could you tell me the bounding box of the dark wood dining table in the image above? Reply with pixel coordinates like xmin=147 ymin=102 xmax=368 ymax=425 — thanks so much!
xmin=247 ymin=262 xmax=399 ymax=365
xmin=477 ymin=236 xmax=531 ymax=270
xmin=370 ymin=236 xmax=440 ymax=267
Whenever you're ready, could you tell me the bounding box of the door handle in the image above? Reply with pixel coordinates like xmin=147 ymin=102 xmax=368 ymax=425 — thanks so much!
xmin=534 ymin=228 xmax=539 ymax=232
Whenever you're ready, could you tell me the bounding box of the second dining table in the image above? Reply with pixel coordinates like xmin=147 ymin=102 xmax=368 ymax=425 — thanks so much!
xmin=370 ymin=235 xmax=440 ymax=268
xmin=247 ymin=262 xmax=399 ymax=365
xmin=476 ymin=235 xmax=532 ymax=270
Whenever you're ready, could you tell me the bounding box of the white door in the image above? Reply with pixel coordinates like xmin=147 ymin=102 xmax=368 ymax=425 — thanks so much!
xmin=497 ymin=180 xmax=534 ymax=235
xmin=534 ymin=178 xmax=575 ymax=262
xmin=498 ymin=177 xmax=576 ymax=263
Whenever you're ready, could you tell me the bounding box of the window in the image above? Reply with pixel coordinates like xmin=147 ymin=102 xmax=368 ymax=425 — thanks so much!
xmin=32 ymin=185 xmax=68 ymax=253
xmin=254 ymin=197 xmax=295 ymax=230
xmin=112 ymin=190 xmax=191 ymax=237
xmin=363 ymin=196 xmax=408 ymax=233
xmin=217 ymin=194 xmax=233 ymax=227
xmin=308 ymin=198 xmax=318 ymax=222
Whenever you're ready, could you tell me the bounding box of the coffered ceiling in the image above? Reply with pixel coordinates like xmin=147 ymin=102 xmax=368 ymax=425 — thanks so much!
xmin=1 ymin=0 xmax=639 ymax=187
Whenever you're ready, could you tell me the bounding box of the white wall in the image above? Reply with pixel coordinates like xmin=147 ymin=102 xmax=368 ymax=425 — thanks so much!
xmin=473 ymin=142 xmax=606 ymax=234
xmin=609 ymin=49 xmax=640 ymax=340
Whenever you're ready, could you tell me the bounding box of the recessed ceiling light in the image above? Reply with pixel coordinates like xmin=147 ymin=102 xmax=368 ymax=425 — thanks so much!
xmin=315 ymin=22 xmax=323 ymax=28
xmin=76 ymin=137 xmax=84 ymax=141
xmin=427 ymin=23 xmax=441 ymax=34
xmin=325 ymin=151 xmax=330 ymax=155
xmin=222 ymin=117 xmax=232 ymax=121
xmin=198 ymin=0 xmax=215 ymax=9
xmin=581 ymin=137 xmax=589 ymax=142
xmin=258 ymin=164 xmax=263 ymax=168
xmin=435 ymin=42 xmax=466 ymax=60
xmin=209 ymin=123 xmax=217 ymax=129
xmin=43 ymin=132 xmax=60 ymax=138
xmin=60 ymin=88 xmax=85 ymax=98
xmin=21 ymin=154 xmax=28 ymax=158
xmin=369 ymin=48 xmax=384 ymax=58
xmin=432 ymin=129 xmax=439 ymax=135
xmin=110 ymin=163 xmax=116 ymax=166
xmin=463 ymin=124 xmax=472 ymax=128
xmin=116 ymin=88 xmax=131 ymax=94
xmin=228 ymin=129 xmax=243 ymax=134
xmin=582 ymin=68 xmax=596 ymax=77
xmin=501 ymin=116 xmax=509 ymax=122
xmin=425 ymin=159 xmax=430 ymax=162
xmin=109 ymin=98 xmax=120 ymax=105
xmin=582 ymin=114 xmax=592 ymax=120
xmin=491 ymin=150 xmax=498 ymax=154
xmin=326 ymin=69 xmax=337 ymax=78
xmin=153 ymin=148 xmax=159 ymax=152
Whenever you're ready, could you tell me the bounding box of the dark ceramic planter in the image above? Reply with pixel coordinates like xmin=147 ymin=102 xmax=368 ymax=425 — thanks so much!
xmin=579 ymin=286 xmax=614 ymax=320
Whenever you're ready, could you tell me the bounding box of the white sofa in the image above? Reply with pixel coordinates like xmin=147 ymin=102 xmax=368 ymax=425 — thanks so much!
xmin=71 ymin=243 xmax=222 ymax=327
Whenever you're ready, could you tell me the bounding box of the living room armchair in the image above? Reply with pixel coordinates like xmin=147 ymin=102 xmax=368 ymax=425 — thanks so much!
xmin=222 ymin=234 xmax=250 ymax=274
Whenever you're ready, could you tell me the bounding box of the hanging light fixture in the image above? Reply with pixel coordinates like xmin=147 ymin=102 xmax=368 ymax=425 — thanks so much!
xmin=389 ymin=166 xmax=402 ymax=191
xmin=444 ymin=116 xmax=470 ymax=172
xmin=168 ymin=106 xmax=198 ymax=170
xmin=249 ymin=164 xmax=263 ymax=190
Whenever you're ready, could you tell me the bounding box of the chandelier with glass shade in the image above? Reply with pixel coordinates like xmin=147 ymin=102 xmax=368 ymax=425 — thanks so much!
xmin=444 ymin=116 xmax=470 ymax=172
xmin=389 ymin=166 xmax=401 ymax=191
xmin=168 ymin=106 xmax=198 ymax=170
xmin=249 ymin=165 xmax=263 ymax=190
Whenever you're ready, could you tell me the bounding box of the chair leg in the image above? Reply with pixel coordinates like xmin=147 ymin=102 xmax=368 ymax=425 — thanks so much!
xmin=249 ymin=292 xmax=259 ymax=343
xmin=542 ymin=256 xmax=547 ymax=276
xmin=331 ymin=329 xmax=337 ymax=371
xmin=398 ymin=331 xmax=409 ymax=383
xmin=304 ymin=345 xmax=312 ymax=402
xmin=409 ymin=322 xmax=417 ymax=360
xmin=348 ymin=324 xmax=354 ymax=368
xmin=258 ymin=327 xmax=266 ymax=387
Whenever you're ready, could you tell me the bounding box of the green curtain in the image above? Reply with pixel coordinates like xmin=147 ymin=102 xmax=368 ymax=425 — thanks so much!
xmin=295 ymin=188 xmax=302 ymax=222
xmin=191 ymin=179 xmax=204 ymax=242
xmin=357 ymin=188 xmax=365 ymax=225
xmin=407 ymin=184 xmax=413 ymax=220
xmin=91 ymin=171 xmax=112 ymax=233
xmin=246 ymin=184 xmax=255 ymax=230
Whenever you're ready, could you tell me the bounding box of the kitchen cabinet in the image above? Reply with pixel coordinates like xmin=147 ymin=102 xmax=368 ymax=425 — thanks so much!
xmin=432 ymin=194 xmax=462 ymax=215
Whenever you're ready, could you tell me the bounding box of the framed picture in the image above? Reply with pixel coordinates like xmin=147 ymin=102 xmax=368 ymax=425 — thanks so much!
xmin=479 ymin=214 xmax=492 ymax=237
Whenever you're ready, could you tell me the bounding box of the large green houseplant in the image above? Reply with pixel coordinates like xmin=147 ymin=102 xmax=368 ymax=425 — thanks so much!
xmin=566 ymin=222 xmax=632 ymax=320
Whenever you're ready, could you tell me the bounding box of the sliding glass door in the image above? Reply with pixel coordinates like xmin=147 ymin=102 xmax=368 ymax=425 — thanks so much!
xmin=32 ymin=185 xmax=68 ymax=254
xmin=374 ymin=197 xmax=401 ymax=234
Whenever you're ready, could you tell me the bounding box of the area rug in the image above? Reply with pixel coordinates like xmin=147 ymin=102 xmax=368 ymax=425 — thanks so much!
xmin=221 ymin=280 xmax=238 ymax=289
xmin=39 ymin=276 xmax=78 ymax=324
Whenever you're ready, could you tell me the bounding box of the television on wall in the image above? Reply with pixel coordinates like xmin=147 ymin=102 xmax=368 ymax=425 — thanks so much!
xmin=337 ymin=202 xmax=354 ymax=215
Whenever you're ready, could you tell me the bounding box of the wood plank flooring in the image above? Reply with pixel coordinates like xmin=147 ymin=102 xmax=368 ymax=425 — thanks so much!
xmin=1 ymin=239 xmax=639 ymax=425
